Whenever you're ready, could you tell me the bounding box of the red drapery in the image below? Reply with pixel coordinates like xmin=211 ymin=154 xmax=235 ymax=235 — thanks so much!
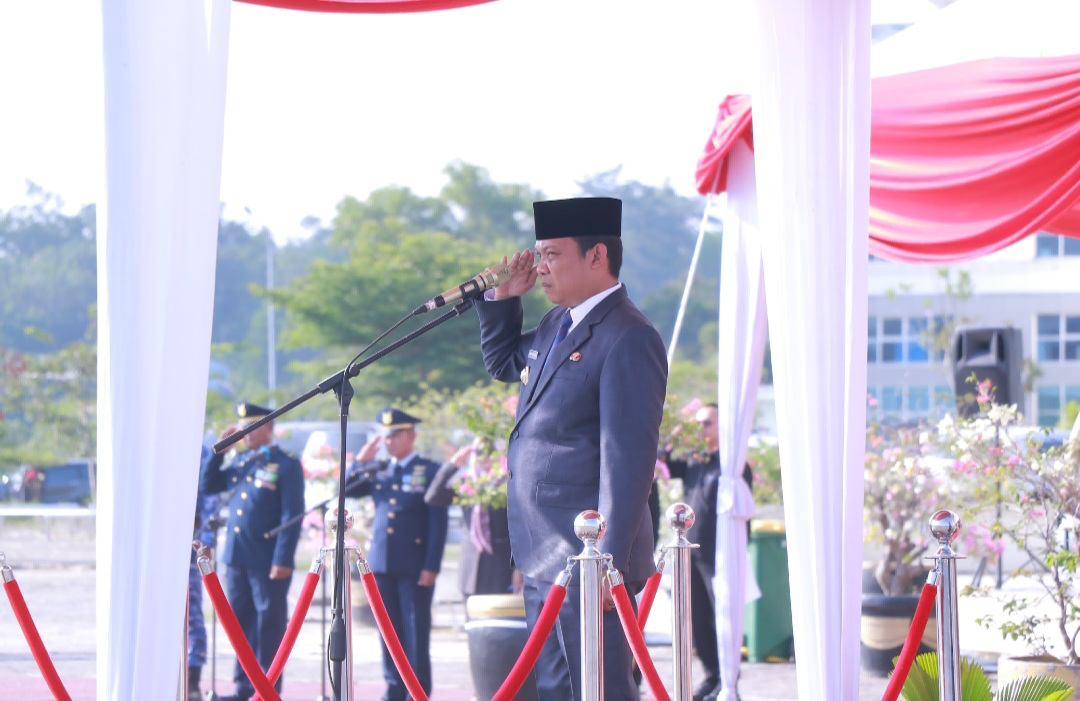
xmin=696 ymin=55 xmax=1080 ymax=263
xmin=236 ymin=0 xmax=495 ymax=13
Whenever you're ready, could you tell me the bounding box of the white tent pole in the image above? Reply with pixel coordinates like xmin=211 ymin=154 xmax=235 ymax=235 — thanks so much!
xmin=667 ymin=194 xmax=719 ymax=366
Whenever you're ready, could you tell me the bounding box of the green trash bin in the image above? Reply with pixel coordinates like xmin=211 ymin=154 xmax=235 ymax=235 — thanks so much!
xmin=744 ymin=519 xmax=793 ymax=662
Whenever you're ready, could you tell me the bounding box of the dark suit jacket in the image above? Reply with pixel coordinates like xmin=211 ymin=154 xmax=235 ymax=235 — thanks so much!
xmin=665 ymin=452 xmax=753 ymax=577
xmin=425 ymin=460 xmax=514 ymax=596
xmin=200 ymin=444 xmax=305 ymax=570
xmin=344 ymin=456 xmax=449 ymax=576
xmin=476 ymin=286 xmax=668 ymax=584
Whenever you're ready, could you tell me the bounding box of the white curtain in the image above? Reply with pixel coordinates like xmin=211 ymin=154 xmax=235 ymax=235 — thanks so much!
xmin=97 ymin=1 xmax=231 ymax=698
xmin=748 ymin=1 xmax=870 ymax=700
xmin=713 ymin=140 xmax=767 ymax=701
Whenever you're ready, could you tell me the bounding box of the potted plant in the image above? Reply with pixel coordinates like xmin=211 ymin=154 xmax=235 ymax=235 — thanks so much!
xmin=894 ymin=650 xmax=1072 ymax=701
xmin=935 ymin=380 xmax=1080 ymax=697
xmin=861 ymin=417 xmax=947 ymax=675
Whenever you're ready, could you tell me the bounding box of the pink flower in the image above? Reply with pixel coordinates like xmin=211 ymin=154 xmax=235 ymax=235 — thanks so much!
xmin=680 ymin=397 xmax=703 ymax=417
xmin=867 ymin=393 xmax=878 ymax=408
xmin=503 ymin=395 xmax=519 ymax=416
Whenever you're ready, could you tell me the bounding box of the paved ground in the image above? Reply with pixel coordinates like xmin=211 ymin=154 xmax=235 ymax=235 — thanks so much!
xmin=4 ymin=514 xmax=1033 ymax=701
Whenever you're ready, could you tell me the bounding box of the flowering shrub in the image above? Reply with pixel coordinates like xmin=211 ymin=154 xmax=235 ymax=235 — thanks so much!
xmin=937 ymin=379 xmax=1080 ymax=664
xmin=864 ymin=420 xmax=948 ymax=595
xmin=454 ymin=455 xmax=510 ymax=510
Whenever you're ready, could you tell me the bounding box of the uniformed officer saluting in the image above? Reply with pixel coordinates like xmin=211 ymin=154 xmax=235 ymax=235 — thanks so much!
xmin=345 ymin=407 xmax=449 ymax=701
xmin=200 ymin=401 xmax=305 ymax=701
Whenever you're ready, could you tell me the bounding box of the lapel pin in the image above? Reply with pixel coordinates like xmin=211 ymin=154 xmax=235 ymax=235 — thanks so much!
xmin=569 ymin=352 xmax=582 ymax=362
xmin=520 ymin=366 xmax=530 ymax=385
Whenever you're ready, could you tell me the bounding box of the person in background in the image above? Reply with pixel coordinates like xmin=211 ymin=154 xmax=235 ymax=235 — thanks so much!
xmin=425 ymin=438 xmax=521 ymax=599
xmin=200 ymin=402 xmax=305 ymax=701
xmin=188 ymin=444 xmax=219 ymax=701
xmin=474 ymin=196 xmax=668 ymax=701
xmin=659 ymin=402 xmax=753 ymax=701
xmin=345 ymin=407 xmax=449 ymax=701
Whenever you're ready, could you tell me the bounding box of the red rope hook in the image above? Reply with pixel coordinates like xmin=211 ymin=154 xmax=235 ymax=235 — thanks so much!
xmin=201 ymin=570 xmax=282 ymax=701
xmin=491 ymin=580 xmax=569 ymax=701
xmin=360 ymin=570 xmax=429 ymax=701
xmin=610 ymin=576 xmax=670 ymax=701
xmin=251 ymin=568 xmax=322 ymax=701
xmin=4 ymin=577 xmax=72 ymax=701
xmin=881 ymin=579 xmax=939 ymax=701
xmin=636 ymin=567 xmax=664 ymax=633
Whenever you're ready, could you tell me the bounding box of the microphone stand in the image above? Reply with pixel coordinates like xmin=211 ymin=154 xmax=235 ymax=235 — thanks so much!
xmin=212 ymin=297 xmax=477 ymax=701
xmin=261 ymin=465 xmax=383 ymax=701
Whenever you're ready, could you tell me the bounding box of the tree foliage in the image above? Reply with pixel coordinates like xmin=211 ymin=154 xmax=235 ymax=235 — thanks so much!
xmin=0 ymin=166 xmax=727 ymax=466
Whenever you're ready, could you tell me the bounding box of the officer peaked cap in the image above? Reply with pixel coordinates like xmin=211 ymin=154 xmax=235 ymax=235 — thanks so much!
xmin=377 ymin=407 xmax=422 ymax=433
xmin=533 ymin=197 xmax=621 ymax=241
xmin=236 ymin=401 xmax=273 ymax=425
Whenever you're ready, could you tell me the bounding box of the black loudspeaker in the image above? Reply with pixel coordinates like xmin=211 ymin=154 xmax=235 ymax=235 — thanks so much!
xmin=952 ymin=326 xmax=1024 ymax=417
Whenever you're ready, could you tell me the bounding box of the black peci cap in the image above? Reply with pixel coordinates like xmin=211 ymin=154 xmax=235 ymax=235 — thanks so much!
xmin=533 ymin=197 xmax=621 ymax=241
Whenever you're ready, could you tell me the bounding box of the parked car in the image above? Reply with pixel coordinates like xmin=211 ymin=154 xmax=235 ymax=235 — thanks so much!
xmin=11 ymin=461 xmax=96 ymax=505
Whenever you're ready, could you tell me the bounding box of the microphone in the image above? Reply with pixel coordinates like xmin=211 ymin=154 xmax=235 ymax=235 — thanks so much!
xmin=415 ymin=263 xmax=512 ymax=314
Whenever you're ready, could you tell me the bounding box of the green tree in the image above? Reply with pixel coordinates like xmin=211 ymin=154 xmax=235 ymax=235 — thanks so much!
xmin=270 ymin=179 xmax=547 ymax=403
xmin=0 ymin=185 xmax=97 ymax=352
xmin=577 ymin=168 xmax=708 ymax=302
xmin=439 ymin=161 xmax=543 ymax=248
xmin=0 ymin=322 xmax=96 ymax=467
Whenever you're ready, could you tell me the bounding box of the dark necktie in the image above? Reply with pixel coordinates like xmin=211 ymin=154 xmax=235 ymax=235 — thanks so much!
xmin=552 ymin=310 xmax=573 ymax=348
xmin=539 ymin=310 xmax=573 ymax=378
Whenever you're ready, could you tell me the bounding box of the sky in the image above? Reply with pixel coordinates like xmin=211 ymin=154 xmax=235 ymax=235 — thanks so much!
xmin=1 ymin=0 xmax=753 ymax=242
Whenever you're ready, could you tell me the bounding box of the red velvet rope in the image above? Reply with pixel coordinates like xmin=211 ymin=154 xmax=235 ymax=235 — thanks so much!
xmin=4 ymin=579 xmax=72 ymax=701
xmin=492 ymin=582 xmax=568 ymax=701
xmin=251 ymin=570 xmax=322 ymax=701
xmin=360 ymin=571 xmax=429 ymax=701
xmin=201 ymin=571 xmax=281 ymax=701
xmin=636 ymin=569 xmax=663 ymax=633
xmin=611 ymin=580 xmax=671 ymax=701
xmin=881 ymin=581 xmax=939 ymax=701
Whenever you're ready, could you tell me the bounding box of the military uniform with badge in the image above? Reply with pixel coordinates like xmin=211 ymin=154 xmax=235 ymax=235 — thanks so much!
xmin=345 ymin=407 xmax=448 ymax=701
xmin=199 ymin=402 xmax=305 ymax=701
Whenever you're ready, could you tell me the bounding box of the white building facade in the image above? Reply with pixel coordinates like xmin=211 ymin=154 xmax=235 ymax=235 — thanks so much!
xmin=867 ymin=233 xmax=1080 ymax=427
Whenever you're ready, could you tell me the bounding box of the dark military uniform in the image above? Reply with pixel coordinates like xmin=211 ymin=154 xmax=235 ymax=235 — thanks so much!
xmin=344 ymin=408 xmax=448 ymax=701
xmin=200 ymin=403 xmax=305 ymax=701
xmin=664 ymin=450 xmax=753 ymax=700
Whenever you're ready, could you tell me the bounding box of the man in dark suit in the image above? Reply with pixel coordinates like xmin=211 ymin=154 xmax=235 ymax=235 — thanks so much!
xmin=425 ymin=439 xmax=520 ymax=597
xmin=345 ymin=407 xmax=449 ymax=701
xmin=660 ymin=402 xmax=753 ymax=701
xmin=200 ymin=401 xmax=305 ymax=701
xmin=475 ymin=197 xmax=668 ymax=701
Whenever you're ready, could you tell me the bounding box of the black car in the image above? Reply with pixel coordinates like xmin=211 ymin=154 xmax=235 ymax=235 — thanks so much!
xmin=14 ymin=461 xmax=97 ymax=505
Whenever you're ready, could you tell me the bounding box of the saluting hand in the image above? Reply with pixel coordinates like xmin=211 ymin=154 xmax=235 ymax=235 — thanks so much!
xmin=356 ymin=434 xmax=382 ymax=463
xmin=492 ymin=250 xmax=538 ymax=300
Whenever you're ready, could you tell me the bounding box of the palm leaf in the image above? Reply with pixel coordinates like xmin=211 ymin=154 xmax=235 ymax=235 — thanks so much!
xmin=899 ymin=652 xmax=941 ymax=701
xmin=959 ymin=657 xmax=993 ymax=701
xmin=996 ymin=675 xmax=1073 ymax=701
xmin=896 ymin=651 xmax=995 ymax=701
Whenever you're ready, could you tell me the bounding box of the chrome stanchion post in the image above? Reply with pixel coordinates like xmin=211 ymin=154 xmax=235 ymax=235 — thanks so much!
xmin=1 ymin=551 xmax=13 ymax=583
xmin=325 ymin=508 xmax=356 ymax=701
xmin=307 ymin=551 xmax=328 ymax=701
xmin=666 ymin=503 xmax=698 ymax=701
xmin=929 ymin=510 xmax=964 ymax=701
xmin=574 ymin=510 xmax=608 ymax=701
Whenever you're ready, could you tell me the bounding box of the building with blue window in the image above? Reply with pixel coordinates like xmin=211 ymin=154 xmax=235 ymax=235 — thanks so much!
xmin=866 ymin=232 xmax=1080 ymax=427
